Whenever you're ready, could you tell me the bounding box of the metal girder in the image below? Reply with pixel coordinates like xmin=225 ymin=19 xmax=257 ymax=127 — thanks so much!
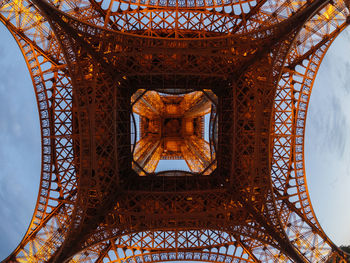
xmin=1 ymin=0 xmax=349 ymax=263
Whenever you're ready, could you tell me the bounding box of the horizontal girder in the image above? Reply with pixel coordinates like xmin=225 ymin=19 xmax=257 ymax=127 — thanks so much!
xmin=1 ymin=0 xmax=349 ymax=262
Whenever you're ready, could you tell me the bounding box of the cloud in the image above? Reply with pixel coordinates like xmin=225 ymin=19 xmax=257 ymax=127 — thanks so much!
xmin=0 ymin=25 xmax=41 ymax=259
xmin=0 ymin=177 xmax=34 ymax=258
xmin=305 ymin=26 xmax=350 ymax=246
xmin=341 ymin=61 xmax=350 ymax=94
xmin=307 ymin=91 xmax=347 ymax=158
xmin=326 ymin=95 xmax=347 ymax=157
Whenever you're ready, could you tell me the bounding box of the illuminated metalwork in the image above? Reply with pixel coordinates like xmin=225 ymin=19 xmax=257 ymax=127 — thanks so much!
xmin=1 ymin=0 xmax=349 ymax=262
xmin=132 ymin=90 xmax=216 ymax=174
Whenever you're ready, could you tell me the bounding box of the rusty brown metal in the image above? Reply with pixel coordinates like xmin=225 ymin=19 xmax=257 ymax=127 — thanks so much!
xmin=1 ymin=0 xmax=349 ymax=262
xmin=132 ymin=90 xmax=215 ymax=173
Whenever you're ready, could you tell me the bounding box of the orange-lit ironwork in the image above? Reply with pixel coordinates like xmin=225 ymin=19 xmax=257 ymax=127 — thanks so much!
xmin=132 ymin=90 xmax=216 ymax=174
xmin=1 ymin=0 xmax=350 ymax=262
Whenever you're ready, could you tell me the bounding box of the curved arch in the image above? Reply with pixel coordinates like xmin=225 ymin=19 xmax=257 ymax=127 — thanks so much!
xmin=0 ymin=0 xmax=349 ymax=262
xmin=68 ymin=230 xmax=262 ymax=262
xmin=0 ymin=2 xmax=78 ymax=261
xmin=271 ymin=1 xmax=349 ymax=261
xmin=67 ymin=228 xmax=308 ymax=262
xmin=103 ymin=251 xmax=256 ymax=263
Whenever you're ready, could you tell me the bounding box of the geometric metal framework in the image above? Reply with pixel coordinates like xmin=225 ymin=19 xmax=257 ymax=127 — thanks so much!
xmin=0 ymin=0 xmax=349 ymax=262
xmin=132 ymin=90 xmax=217 ymax=174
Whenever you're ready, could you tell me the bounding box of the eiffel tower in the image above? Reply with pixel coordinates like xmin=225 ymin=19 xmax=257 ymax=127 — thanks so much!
xmin=1 ymin=0 xmax=349 ymax=262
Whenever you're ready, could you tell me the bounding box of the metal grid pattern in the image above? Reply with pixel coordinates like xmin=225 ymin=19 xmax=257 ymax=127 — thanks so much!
xmin=0 ymin=0 xmax=349 ymax=262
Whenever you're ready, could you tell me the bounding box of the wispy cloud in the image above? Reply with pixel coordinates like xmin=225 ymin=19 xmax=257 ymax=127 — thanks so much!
xmin=305 ymin=26 xmax=350 ymax=246
xmin=0 ymin=26 xmax=41 ymax=259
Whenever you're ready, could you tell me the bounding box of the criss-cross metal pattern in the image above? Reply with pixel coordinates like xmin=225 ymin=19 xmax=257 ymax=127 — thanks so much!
xmin=1 ymin=0 xmax=350 ymax=262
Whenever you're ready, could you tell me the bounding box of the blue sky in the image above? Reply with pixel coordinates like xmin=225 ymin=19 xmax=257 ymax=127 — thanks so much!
xmin=304 ymin=28 xmax=350 ymax=246
xmin=1 ymin=21 xmax=350 ymax=261
xmin=0 ymin=24 xmax=41 ymax=259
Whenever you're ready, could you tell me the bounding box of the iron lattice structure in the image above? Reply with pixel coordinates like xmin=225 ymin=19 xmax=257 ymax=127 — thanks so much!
xmin=131 ymin=90 xmax=217 ymax=174
xmin=1 ymin=0 xmax=350 ymax=262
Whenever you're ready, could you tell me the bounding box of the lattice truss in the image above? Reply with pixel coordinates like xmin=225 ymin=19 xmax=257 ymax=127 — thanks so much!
xmin=0 ymin=0 xmax=350 ymax=262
